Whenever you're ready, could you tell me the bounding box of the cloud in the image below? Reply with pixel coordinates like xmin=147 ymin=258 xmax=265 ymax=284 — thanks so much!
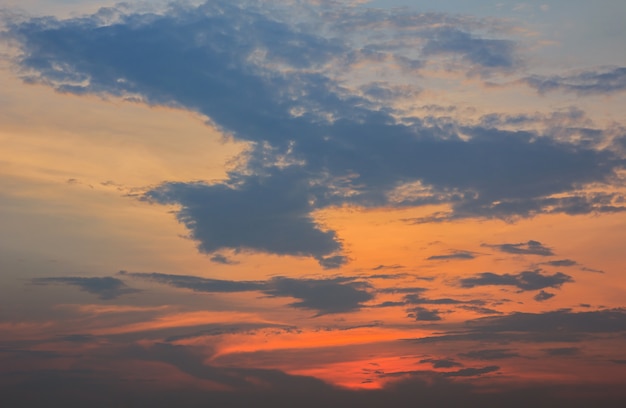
xmin=120 ymin=271 xmax=265 ymax=293
xmin=458 ymin=349 xmax=520 ymax=360
xmin=441 ymin=366 xmax=500 ymax=377
xmin=534 ymin=290 xmax=555 ymax=302
xmin=458 ymin=305 xmax=503 ymax=315
xmin=264 ymin=276 xmax=374 ymax=315
xmin=421 ymin=27 xmax=519 ymax=73
xmin=123 ymin=271 xmax=373 ymax=315
xmin=404 ymin=293 xmax=465 ymax=305
xmin=407 ymin=307 xmax=443 ymax=321
xmin=6 ymin=1 xmax=626 ymax=266
xmin=524 ymin=66 xmax=626 ymax=95
xmin=210 ymin=254 xmax=238 ymax=265
xmin=459 ymin=270 xmax=573 ymax=291
xmin=371 ymin=264 xmax=404 ymax=271
xmin=466 ymin=309 xmax=626 ymax=334
xmin=408 ymin=309 xmax=626 ymax=347
xmin=542 ymin=347 xmax=580 ymax=356
xmin=31 ymin=276 xmax=139 ymax=300
xmin=419 ymin=358 xmax=463 ymax=368
xmin=427 ymin=251 xmax=475 ymax=261
xmin=144 ymin=174 xmax=345 ymax=268
xmin=543 ymin=259 xmax=577 ymax=267
xmin=483 ymin=240 xmax=554 ymax=256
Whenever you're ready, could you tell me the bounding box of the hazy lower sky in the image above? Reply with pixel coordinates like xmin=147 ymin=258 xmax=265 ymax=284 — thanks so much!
xmin=1 ymin=1 xmax=625 ymax=406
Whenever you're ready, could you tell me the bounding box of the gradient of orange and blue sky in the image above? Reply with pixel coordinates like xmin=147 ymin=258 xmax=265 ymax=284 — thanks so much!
xmin=1 ymin=1 xmax=626 ymax=406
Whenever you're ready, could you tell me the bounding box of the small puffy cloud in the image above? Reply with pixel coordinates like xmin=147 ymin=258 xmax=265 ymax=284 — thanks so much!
xmin=31 ymin=276 xmax=139 ymax=300
xmin=408 ymin=307 xmax=443 ymax=321
xmin=210 ymin=254 xmax=238 ymax=265
xmin=459 ymin=270 xmax=573 ymax=291
xmin=534 ymin=290 xmax=555 ymax=302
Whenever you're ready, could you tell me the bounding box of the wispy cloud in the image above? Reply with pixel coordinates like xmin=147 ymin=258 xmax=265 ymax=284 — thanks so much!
xmin=426 ymin=251 xmax=475 ymax=261
xmin=482 ymin=240 xmax=554 ymax=256
xmin=31 ymin=276 xmax=139 ymax=300
xmin=524 ymin=67 xmax=626 ymax=95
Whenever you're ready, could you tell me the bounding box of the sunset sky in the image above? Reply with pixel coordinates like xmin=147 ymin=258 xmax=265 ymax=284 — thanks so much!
xmin=1 ymin=0 xmax=625 ymax=406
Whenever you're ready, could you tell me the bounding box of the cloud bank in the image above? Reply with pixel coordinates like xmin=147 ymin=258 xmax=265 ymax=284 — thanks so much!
xmin=5 ymin=0 xmax=625 ymax=265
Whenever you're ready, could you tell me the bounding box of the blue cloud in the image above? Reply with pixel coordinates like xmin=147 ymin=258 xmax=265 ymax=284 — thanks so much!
xmin=6 ymin=1 xmax=625 ymax=265
xmin=524 ymin=67 xmax=626 ymax=95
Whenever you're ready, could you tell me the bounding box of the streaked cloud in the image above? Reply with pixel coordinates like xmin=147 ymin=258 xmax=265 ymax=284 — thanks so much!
xmin=524 ymin=66 xmax=626 ymax=95
xmin=31 ymin=276 xmax=139 ymax=300
xmin=458 ymin=348 xmax=520 ymax=360
xmin=482 ymin=240 xmax=554 ymax=256
xmin=426 ymin=251 xmax=476 ymax=261
xmin=123 ymin=271 xmax=373 ymax=315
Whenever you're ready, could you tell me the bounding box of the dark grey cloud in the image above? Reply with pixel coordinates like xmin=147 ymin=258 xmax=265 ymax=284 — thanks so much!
xmin=458 ymin=349 xmax=520 ymax=360
xmin=419 ymin=358 xmax=463 ymax=369
xmin=408 ymin=307 xmax=443 ymax=321
xmin=123 ymin=271 xmax=373 ymax=315
xmin=459 ymin=270 xmax=573 ymax=291
xmin=404 ymin=293 xmax=465 ymax=305
xmin=371 ymin=264 xmax=404 ymax=271
xmin=543 ymin=259 xmax=577 ymax=267
xmin=374 ymin=290 xmax=498 ymax=321
xmin=377 ymin=287 xmax=428 ymax=295
xmin=524 ymin=66 xmax=626 ymax=95
xmin=534 ymin=290 xmax=555 ymax=302
xmin=458 ymin=305 xmax=503 ymax=315
xmin=31 ymin=276 xmax=139 ymax=300
xmin=409 ymin=309 xmax=626 ymax=346
xmin=441 ymin=366 xmax=500 ymax=377
xmin=210 ymin=254 xmax=238 ymax=265
xmin=483 ymin=240 xmax=554 ymax=256
xmin=467 ymin=309 xmax=626 ymax=334
xmin=427 ymin=251 xmax=475 ymax=261
xmin=6 ymin=1 xmax=625 ymax=266
xmin=264 ymin=276 xmax=374 ymax=315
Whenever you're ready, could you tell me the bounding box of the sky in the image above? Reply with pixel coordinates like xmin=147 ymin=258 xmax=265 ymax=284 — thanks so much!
xmin=1 ymin=0 xmax=625 ymax=406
